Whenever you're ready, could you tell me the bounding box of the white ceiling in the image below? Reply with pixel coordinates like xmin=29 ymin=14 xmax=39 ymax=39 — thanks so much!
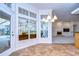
xmin=29 ymin=3 xmax=76 ymax=10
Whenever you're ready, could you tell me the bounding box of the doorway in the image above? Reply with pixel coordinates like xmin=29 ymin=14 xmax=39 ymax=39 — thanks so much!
xmin=0 ymin=10 xmax=11 ymax=53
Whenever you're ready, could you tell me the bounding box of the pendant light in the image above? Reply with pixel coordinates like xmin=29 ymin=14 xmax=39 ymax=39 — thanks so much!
xmin=51 ymin=15 xmax=58 ymax=22
xmin=42 ymin=18 xmax=48 ymax=22
xmin=51 ymin=18 xmax=55 ymax=22
xmin=53 ymin=15 xmax=58 ymax=20
xmin=45 ymin=19 xmax=48 ymax=22
xmin=47 ymin=15 xmax=51 ymax=20
xmin=42 ymin=18 xmax=46 ymax=22
xmin=42 ymin=10 xmax=58 ymax=23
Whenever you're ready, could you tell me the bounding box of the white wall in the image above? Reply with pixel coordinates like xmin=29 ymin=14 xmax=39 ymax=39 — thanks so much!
xmin=52 ymin=21 xmax=74 ymax=36
xmin=52 ymin=21 xmax=74 ymax=44
xmin=74 ymin=21 xmax=79 ymax=32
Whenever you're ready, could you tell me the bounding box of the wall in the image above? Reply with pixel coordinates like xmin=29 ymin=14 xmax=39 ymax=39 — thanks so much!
xmin=52 ymin=21 xmax=73 ymax=36
xmin=73 ymin=21 xmax=79 ymax=32
xmin=52 ymin=21 xmax=74 ymax=44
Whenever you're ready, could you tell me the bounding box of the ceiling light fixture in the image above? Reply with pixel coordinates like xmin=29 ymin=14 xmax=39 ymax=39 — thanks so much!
xmin=42 ymin=10 xmax=58 ymax=23
xmin=53 ymin=15 xmax=58 ymax=20
xmin=47 ymin=15 xmax=51 ymax=20
xmin=51 ymin=18 xmax=55 ymax=22
xmin=42 ymin=18 xmax=48 ymax=23
xmin=42 ymin=18 xmax=46 ymax=22
xmin=45 ymin=19 xmax=48 ymax=23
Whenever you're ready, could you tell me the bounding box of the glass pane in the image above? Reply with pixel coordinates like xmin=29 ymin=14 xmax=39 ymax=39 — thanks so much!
xmin=18 ymin=7 xmax=28 ymax=16
xmin=30 ymin=12 xmax=37 ymax=18
xmin=0 ymin=11 xmax=10 ymax=53
xmin=40 ymin=15 xmax=48 ymax=20
xmin=4 ymin=3 xmax=11 ymax=8
xmin=18 ymin=17 xmax=28 ymax=40
xmin=29 ymin=20 xmax=37 ymax=39
xmin=41 ymin=21 xmax=48 ymax=38
xmin=41 ymin=30 xmax=48 ymax=37
xmin=41 ymin=21 xmax=48 ymax=30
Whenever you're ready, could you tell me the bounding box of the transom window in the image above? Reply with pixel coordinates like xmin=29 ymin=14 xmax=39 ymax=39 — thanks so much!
xmin=4 ymin=3 xmax=11 ymax=8
xmin=18 ymin=7 xmax=29 ymax=16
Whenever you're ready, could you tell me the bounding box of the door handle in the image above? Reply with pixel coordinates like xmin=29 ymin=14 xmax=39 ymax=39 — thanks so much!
xmin=12 ymin=32 xmax=14 ymax=36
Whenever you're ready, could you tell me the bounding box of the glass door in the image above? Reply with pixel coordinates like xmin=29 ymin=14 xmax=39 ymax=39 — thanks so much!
xmin=0 ymin=10 xmax=11 ymax=53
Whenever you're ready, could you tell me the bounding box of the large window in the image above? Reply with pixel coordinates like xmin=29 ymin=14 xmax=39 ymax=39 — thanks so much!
xmin=18 ymin=17 xmax=37 ymax=40
xmin=40 ymin=15 xmax=48 ymax=38
xmin=41 ymin=21 xmax=48 ymax=38
xmin=0 ymin=10 xmax=10 ymax=53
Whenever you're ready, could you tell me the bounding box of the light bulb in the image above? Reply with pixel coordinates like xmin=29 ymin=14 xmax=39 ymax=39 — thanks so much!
xmin=47 ymin=15 xmax=51 ymax=20
xmin=42 ymin=18 xmax=46 ymax=21
xmin=45 ymin=19 xmax=48 ymax=22
xmin=42 ymin=18 xmax=48 ymax=22
xmin=53 ymin=15 xmax=57 ymax=20
xmin=51 ymin=18 xmax=55 ymax=22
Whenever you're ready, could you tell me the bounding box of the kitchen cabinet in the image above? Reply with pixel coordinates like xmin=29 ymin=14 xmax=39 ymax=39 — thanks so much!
xmin=75 ymin=32 xmax=79 ymax=48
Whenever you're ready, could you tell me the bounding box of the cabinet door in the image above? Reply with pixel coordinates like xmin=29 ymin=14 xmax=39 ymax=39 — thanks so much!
xmin=75 ymin=33 xmax=79 ymax=48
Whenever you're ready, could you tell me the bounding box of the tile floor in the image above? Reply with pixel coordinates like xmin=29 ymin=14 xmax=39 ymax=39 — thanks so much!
xmin=10 ymin=44 xmax=79 ymax=56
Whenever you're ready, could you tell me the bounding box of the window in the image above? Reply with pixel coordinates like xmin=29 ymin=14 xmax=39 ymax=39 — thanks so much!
xmin=0 ymin=10 xmax=11 ymax=53
xmin=18 ymin=17 xmax=29 ymax=40
xmin=29 ymin=20 xmax=37 ymax=39
xmin=40 ymin=15 xmax=48 ymax=38
xmin=18 ymin=7 xmax=28 ymax=16
xmin=4 ymin=3 xmax=11 ymax=8
xmin=30 ymin=12 xmax=37 ymax=18
xmin=41 ymin=21 xmax=48 ymax=38
xmin=18 ymin=7 xmax=37 ymax=19
xmin=18 ymin=17 xmax=37 ymax=40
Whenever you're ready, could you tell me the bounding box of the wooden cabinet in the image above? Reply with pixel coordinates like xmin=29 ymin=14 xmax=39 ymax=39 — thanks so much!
xmin=30 ymin=34 xmax=36 ymax=39
xmin=19 ymin=35 xmax=28 ymax=40
xmin=75 ymin=32 xmax=79 ymax=48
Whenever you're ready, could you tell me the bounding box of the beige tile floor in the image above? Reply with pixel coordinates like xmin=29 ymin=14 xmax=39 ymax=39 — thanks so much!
xmin=10 ymin=44 xmax=79 ymax=56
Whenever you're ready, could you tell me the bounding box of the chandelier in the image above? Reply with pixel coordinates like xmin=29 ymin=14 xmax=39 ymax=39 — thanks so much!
xmin=42 ymin=11 xmax=58 ymax=22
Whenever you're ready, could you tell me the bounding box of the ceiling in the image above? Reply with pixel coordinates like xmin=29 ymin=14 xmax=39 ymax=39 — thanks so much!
xmin=29 ymin=3 xmax=77 ymax=10
xmin=29 ymin=3 xmax=79 ymax=21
